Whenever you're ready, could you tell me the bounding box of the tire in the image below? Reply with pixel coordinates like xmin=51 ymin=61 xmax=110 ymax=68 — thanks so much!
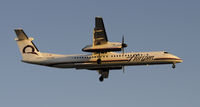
xmin=99 ymin=76 xmax=104 ymax=82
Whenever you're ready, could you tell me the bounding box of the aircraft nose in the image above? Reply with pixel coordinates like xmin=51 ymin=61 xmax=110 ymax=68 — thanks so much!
xmin=177 ymin=58 xmax=183 ymax=63
xmin=173 ymin=55 xmax=183 ymax=63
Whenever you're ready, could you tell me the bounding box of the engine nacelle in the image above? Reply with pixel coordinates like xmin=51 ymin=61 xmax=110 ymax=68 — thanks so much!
xmin=82 ymin=42 xmax=124 ymax=52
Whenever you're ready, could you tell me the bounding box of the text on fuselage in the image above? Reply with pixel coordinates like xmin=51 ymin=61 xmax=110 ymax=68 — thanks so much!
xmin=128 ymin=54 xmax=154 ymax=62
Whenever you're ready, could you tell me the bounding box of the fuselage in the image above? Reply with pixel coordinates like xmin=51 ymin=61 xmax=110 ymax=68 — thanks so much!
xmin=22 ymin=51 xmax=182 ymax=69
xmin=14 ymin=19 xmax=183 ymax=82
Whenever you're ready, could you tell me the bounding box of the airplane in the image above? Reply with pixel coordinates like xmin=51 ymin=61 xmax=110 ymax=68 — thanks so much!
xmin=14 ymin=17 xmax=183 ymax=82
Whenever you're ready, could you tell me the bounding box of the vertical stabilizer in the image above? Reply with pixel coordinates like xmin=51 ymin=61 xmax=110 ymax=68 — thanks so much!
xmin=14 ymin=29 xmax=41 ymax=61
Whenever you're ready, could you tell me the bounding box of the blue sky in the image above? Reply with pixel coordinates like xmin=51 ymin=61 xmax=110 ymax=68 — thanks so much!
xmin=0 ymin=0 xmax=200 ymax=107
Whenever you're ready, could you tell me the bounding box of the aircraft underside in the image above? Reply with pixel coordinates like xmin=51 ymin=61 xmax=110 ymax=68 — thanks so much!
xmin=47 ymin=61 xmax=175 ymax=69
xmin=42 ymin=60 xmax=179 ymax=82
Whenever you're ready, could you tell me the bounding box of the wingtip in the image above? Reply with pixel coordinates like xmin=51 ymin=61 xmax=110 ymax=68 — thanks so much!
xmin=95 ymin=16 xmax=102 ymax=19
xmin=14 ymin=28 xmax=23 ymax=31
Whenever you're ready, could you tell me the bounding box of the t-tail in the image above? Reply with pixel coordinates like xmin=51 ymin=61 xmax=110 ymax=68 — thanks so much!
xmin=14 ymin=29 xmax=42 ymax=62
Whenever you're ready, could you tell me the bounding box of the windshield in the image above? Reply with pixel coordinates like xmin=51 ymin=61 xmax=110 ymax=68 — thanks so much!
xmin=164 ymin=51 xmax=169 ymax=54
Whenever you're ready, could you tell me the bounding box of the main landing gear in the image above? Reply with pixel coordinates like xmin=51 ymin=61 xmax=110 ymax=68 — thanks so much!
xmin=99 ymin=76 xmax=104 ymax=82
xmin=98 ymin=70 xmax=109 ymax=82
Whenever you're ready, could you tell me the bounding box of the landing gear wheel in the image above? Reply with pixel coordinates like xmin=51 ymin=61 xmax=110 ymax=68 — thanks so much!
xmin=99 ymin=76 xmax=104 ymax=82
xmin=97 ymin=59 xmax=101 ymax=64
xmin=172 ymin=64 xmax=176 ymax=69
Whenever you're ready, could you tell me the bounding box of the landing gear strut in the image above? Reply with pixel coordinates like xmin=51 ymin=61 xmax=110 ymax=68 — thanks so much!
xmin=172 ymin=63 xmax=176 ymax=69
xmin=98 ymin=69 xmax=109 ymax=82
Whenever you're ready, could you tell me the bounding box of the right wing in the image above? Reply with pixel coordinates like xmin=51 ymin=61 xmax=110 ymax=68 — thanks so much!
xmin=93 ymin=17 xmax=108 ymax=46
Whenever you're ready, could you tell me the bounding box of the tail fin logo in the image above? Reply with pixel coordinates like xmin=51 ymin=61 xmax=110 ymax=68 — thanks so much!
xmin=23 ymin=45 xmax=38 ymax=55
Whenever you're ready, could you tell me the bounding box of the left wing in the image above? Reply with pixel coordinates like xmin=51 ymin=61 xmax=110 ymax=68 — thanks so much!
xmin=93 ymin=17 xmax=108 ymax=46
xmin=82 ymin=17 xmax=123 ymax=52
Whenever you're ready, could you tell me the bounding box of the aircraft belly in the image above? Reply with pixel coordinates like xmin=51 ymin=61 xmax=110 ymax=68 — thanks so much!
xmin=48 ymin=63 xmax=74 ymax=68
xmin=46 ymin=58 xmax=177 ymax=69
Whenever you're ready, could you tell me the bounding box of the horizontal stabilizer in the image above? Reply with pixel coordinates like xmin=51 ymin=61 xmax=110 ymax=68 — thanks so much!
xmin=14 ymin=29 xmax=29 ymax=40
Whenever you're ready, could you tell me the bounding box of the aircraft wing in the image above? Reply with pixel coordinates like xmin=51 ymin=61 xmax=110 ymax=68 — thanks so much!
xmin=93 ymin=17 xmax=108 ymax=46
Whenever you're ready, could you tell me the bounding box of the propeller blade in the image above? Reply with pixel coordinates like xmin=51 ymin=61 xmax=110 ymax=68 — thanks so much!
xmin=122 ymin=48 xmax=124 ymax=55
xmin=122 ymin=36 xmax=123 ymax=54
xmin=121 ymin=35 xmax=127 ymax=48
xmin=121 ymin=35 xmax=127 ymax=55
xmin=122 ymin=35 xmax=124 ymax=44
xmin=122 ymin=66 xmax=125 ymax=73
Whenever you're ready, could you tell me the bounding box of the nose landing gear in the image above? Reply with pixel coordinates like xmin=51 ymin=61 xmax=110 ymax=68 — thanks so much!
xmin=172 ymin=63 xmax=176 ymax=69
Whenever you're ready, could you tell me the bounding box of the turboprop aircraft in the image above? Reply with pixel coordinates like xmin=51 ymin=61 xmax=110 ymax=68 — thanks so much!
xmin=14 ymin=17 xmax=183 ymax=82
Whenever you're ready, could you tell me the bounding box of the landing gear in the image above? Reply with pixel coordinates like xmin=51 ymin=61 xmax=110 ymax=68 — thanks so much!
xmin=172 ymin=63 xmax=176 ymax=69
xmin=99 ymin=76 xmax=104 ymax=82
xmin=98 ymin=69 xmax=109 ymax=82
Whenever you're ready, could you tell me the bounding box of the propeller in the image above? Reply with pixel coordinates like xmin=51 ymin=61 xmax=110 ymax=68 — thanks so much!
xmin=121 ymin=35 xmax=127 ymax=73
xmin=121 ymin=35 xmax=127 ymax=55
xmin=122 ymin=66 xmax=125 ymax=73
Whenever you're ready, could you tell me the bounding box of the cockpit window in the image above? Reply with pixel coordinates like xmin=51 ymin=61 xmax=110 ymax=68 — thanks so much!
xmin=164 ymin=51 xmax=169 ymax=54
